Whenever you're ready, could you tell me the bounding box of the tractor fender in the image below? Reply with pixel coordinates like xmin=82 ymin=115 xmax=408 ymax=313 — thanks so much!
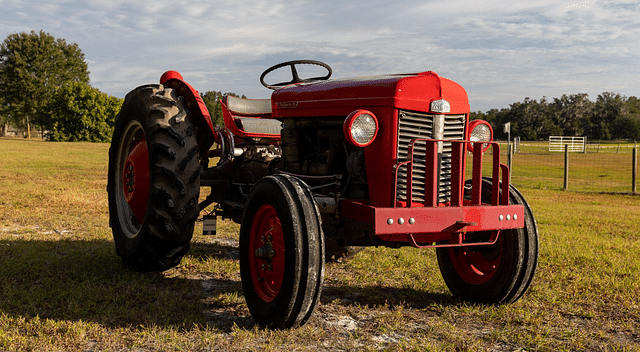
xmin=160 ymin=70 xmax=215 ymax=154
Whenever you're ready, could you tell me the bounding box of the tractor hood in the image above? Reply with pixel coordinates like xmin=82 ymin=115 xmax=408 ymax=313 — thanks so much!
xmin=271 ymin=71 xmax=470 ymax=118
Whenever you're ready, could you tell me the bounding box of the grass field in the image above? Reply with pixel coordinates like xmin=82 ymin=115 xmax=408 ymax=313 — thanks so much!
xmin=507 ymin=142 xmax=638 ymax=193
xmin=1 ymin=137 xmax=639 ymax=351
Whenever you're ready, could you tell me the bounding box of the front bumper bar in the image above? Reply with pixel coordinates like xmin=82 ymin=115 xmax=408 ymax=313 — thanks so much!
xmin=341 ymin=200 xmax=524 ymax=237
xmin=340 ymin=140 xmax=525 ymax=247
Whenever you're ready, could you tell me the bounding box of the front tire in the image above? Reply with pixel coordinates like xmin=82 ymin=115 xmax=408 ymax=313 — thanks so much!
xmin=107 ymin=84 xmax=201 ymax=271
xmin=436 ymin=178 xmax=539 ymax=304
xmin=240 ymin=175 xmax=325 ymax=328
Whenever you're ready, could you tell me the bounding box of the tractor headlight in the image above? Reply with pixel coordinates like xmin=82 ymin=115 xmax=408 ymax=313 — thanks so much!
xmin=467 ymin=120 xmax=493 ymax=152
xmin=430 ymin=99 xmax=450 ymax=113
xmin=344 ymin=110 xmax=378 ymax=147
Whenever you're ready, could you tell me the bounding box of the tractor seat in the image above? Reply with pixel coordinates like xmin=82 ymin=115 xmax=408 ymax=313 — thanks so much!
xmin=222 ymin=95 xmax=281 ymax=137
xmin=236 ymin=117 xmax=282 ymax=135
xmin=225 ymin=95 xmax=272 ymax=115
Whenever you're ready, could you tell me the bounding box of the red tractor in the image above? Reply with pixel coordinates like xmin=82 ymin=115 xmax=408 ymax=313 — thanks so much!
xmin=107 ymin=60 xmax=538 ymax=329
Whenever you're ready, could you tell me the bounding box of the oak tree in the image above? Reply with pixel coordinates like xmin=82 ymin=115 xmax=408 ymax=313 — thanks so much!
xmin=0 ymin=30 xmax=90 ymax=138
xmin=44 ymin=82 xmax=122 ymax=142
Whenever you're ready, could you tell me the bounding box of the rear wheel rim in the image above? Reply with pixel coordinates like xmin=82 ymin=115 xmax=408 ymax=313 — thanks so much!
xmin=248 ymin=204 xmax=286 ymax=303
xmin=114 ymin=121 xmax=149 ymax=238
xmin=448 ymin=236 xmax=502 ymax=285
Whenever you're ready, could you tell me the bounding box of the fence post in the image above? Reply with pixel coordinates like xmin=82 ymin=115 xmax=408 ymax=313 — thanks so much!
xmin=564 ymin=144 xmax=569 ymax=191
xmin=508 ymin=144 xmax=513 ymax=174
xmin=633 ymin=147 xmax=637 ymax=194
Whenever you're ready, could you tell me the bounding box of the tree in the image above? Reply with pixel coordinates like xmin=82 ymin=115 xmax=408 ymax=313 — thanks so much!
xmin=610 ymin=96 xmax=640 ymax=141
xmin=44 ymin=82 xmax=122 ymax=142
xmin=504 ymin=97 xmax=560 ymax=140
xmin=200 ymin=91 xmax=246 ymax=128
xmin=588 ymin=92 xmax=626 ymax=140
xmin=475 ymin=93 xmax=639 ymax=141
xmin=201 ymin=91 xmax=224 ymax=127
xmin=627 ymin=96 xmax=640 ymax=116
xmin=550 ymin=93 xmax=592 ymax=137
xmin=472 ymin=108 xmax=511 ymax=140
xmin=611 ymin=113 xmax=640 ymax=140
xmin=0 ymin=30 xmax=90 ymax=138
xmin=0 ymin=94 xmax=7 ymax=136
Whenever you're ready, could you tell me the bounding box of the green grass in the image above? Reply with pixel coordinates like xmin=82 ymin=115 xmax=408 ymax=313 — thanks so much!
xmin=1 ymin=137 xmax=639 ymax=351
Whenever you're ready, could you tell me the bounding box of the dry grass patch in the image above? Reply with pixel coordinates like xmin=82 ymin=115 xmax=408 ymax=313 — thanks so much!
xmin=0 ymin=137 xmax=638 ymax=351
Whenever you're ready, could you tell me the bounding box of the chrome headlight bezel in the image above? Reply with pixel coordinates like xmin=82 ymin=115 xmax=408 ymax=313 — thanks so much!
xmin=467 ymin=120 xmax=493 ymax=152
xmin=343 ymin=109 xmax=379 ymax=147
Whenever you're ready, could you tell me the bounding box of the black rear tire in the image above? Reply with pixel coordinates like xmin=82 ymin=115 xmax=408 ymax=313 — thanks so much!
xmin=436 ymin=178 xmax=538 ymax=303
xmin=107 ymin=84 xmax=201 ymax=271
xmin=239 ymin=175 xmax=324 ymax=328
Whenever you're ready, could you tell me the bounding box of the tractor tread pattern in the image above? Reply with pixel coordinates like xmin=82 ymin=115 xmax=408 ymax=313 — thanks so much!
xmin=108 ymin=84 xmax=201 ymax=271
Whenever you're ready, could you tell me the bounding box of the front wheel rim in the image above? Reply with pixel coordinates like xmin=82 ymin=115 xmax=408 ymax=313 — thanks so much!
xmin=248 ymin=204 xmax=286 ymax=303
xmin=448 ymin=237 xmax=502 ymax=285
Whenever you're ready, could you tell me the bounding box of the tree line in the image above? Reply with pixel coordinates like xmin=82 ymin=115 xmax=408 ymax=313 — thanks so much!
xmin=2 ymin=31 xmax=639 ymax=143
xmin=471 ymin=93 xmax=640 ymax=141
xmin=0 ymin=30 xmax=122 ymax=141
xmin=0 ymin=30 xmax=239 ymax=142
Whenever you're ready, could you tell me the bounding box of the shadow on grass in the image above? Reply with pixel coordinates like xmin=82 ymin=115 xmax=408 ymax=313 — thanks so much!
xmin=321 ymin=284 xmax=457 ymax=309
xmin=0 ymin=238 xmax=247 ymax=331
xmin=0 ymin=238 xmax=460 ymax=331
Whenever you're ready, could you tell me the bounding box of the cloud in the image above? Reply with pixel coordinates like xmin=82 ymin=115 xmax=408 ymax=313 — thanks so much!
xmin=1 ymin=0 xmax=639 ymax=110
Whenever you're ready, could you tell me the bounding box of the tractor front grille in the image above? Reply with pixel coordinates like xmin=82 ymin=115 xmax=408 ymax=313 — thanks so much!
xmin=396 ymin=110 xmax=466 ymax=204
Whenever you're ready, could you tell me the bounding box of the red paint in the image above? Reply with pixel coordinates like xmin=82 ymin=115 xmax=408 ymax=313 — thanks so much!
xmin=220 ymin=99 xmax=280 ymax=139
xmin=159 ymin=71 xmax=215 ymax=153
xmin=268 ymin=72 xmax=469 ymax=207
xmin=341 ymin=200 xmax=524 ymax=236
xmin=447 ymin=240 xmax=502 ymax=284
xmin=270 ymin=72 xmax=469 ymax=117
xmin=248 ymin=204 xmax=285 ymax=303
xmin=467 ymin=119 xmax=494 ymax=152
xmin=343 ymin=109 xmax=379 ymax=147
xmin=123 ymin=136 xmax=149 ymax=224
xmin=165 ymin=69 xmax=524 ymax=248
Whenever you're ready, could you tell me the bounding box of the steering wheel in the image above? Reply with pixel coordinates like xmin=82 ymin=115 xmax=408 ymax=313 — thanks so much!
xmin=260 ymin=60 xmax=332 ymax=90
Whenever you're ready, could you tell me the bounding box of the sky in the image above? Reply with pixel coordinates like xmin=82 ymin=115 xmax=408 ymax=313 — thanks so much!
xmin=1 ymin=0 xmax=639 ymax=112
